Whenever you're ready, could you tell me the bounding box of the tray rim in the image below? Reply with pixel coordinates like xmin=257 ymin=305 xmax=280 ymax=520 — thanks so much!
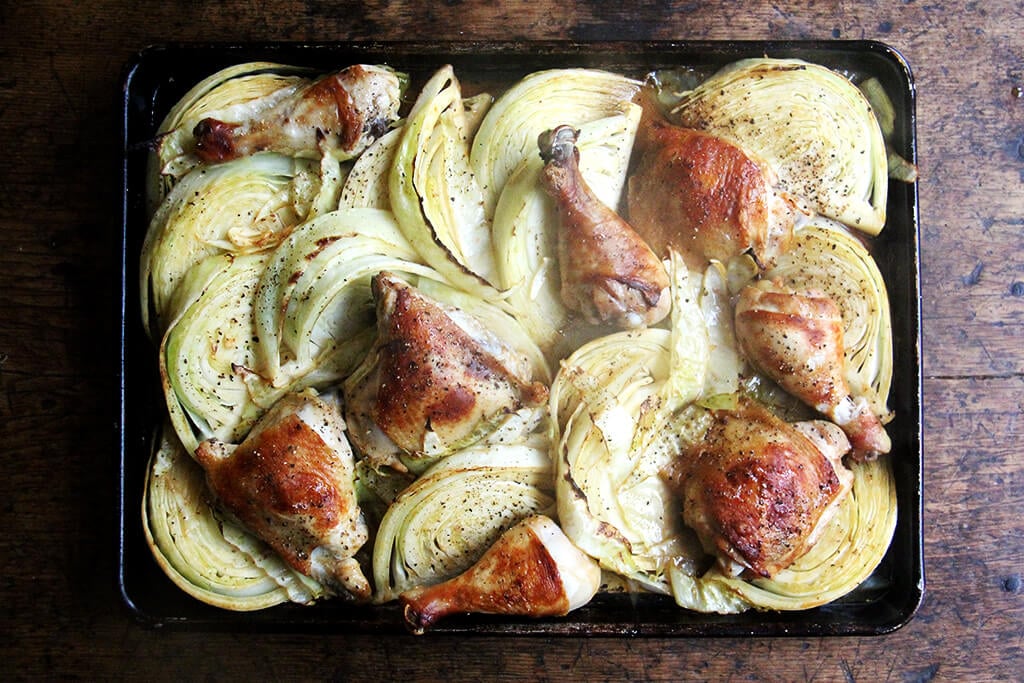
xmin=117 ymin=38 xmax=924 ymax=636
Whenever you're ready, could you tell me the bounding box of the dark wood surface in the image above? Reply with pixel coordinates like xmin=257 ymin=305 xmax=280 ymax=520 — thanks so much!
xmin=2 ymin=1 xmax=1022 ymax=680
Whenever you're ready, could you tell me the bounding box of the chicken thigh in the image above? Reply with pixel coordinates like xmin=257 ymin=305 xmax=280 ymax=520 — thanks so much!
xmin=193 ymin=64 xmax=403 ymax=163
xmin=194 ymin=389 xmax=371 ymax=599
xmin=734 ymin=279 xmax=891 ymax=459
xmin=399 ymin=515 xmax=601 ymax=634
xmin=344 ymin=272 xmax=549 ymax=470
xmin=626 ymin=95 xmax=797 ymax=270
xmin=538 ymin=125 xmax=671 ymax=329
xmin=664 ymin=399 xmax=853 ymax=578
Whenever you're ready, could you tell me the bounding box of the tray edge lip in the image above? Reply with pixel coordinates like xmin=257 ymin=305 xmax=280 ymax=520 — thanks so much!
xmin=116 ymin=38 xmax=924 ymax=636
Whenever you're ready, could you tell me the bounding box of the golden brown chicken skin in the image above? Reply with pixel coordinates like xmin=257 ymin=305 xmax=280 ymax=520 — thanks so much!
xmin=193 ymin=64 xmax=402 ymax=163
xmin=733 ymin=279 xmax=891 ymax=459
xmin=344 ymin=272 xmax=548 ymax=468
xmin=194 ymin=390 xmax=370 ymax=599
xmin=399 ymin=515 xmax=601 ymax=634
xmin=538 ymin=125 xmax=671 ymax=329
xmin=626 ymin=95 xmax=796 ymax=270
xmin=664 ymin=399 xmax=853 ymax=578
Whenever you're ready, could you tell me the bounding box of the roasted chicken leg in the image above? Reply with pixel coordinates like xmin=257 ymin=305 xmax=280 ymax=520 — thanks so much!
xmin=664 ymin=399 xmax=853 ymax=578
xmin=734 ymin=279 xmax=892 ymax=459
xmin=399 ymin=515 xmax=601 ymax=634
xmin=344 ymin=272 xmax=549 ymax=470
xmin=538 ymin=125 xmax=671 ymax=329
xmin=194 ymin=390 xmax=371 ymax=599
xmin=626 ymin=93 xmax=798 ymax=270
xmin=193 ymin=64 xmax=403 ymax=163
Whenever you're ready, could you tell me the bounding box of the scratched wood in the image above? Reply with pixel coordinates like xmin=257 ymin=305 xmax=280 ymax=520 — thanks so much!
xmin=1 ymin=0 xmax=1023 ymax=680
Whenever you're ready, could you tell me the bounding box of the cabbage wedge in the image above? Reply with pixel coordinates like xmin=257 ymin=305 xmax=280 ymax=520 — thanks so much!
xmin=143 ymin=425 xmax=324 ymax=610
xmin=551 ymin=261 xmax=712 ymax=592
xmin=697 ymin=261 xmax=744 ymax=405
xmin=140 ymin=153 xmax=315 ymax=337
xmin=492 ymin=109 xmax=642 ymax=350
xmin=340 ymin=127 xmax=403 ymax=210
xmin=669 ymin=457 xmax=897 ymax=612
xmin=160 ymin=252 xmax=283 ymax=454
xmin=470 ymin=68 xmax=641 ymax=220
xmin=340 ymin=93 xmax=493 ymax=212
xmin=669 ymin=58 xmax=889 ymax=235
xmin=389 ymin=66 xmax=498 ymax=296
xmin=371 ymin=437 xmax=555 ymax=603
xmin=765 ymin=217 xmax=893 ymax=420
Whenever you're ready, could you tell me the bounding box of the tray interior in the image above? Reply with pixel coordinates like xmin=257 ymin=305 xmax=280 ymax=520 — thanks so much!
xmin=119 ymin=40 xmax=922 ymax=635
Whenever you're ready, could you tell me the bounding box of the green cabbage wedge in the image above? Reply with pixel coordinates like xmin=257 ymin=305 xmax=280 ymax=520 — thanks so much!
xmin=765 ymin=216 xmax=894 ymax=421
xmin=143 ymin=425 xmax=324 ymax=610
xmin=697 ymin=261 xmax=744 ymax=407
xmin=300 ymin=153 xmax=349 ymax=220
xmin=252 ymin=207 xmax=438 ymax=389
xmin=160 ymin=252 xmax=282 ymax=454
xmin=858 ymin=76 xmax=918 ymax=183
xmin=551 ymin=261 xmax=712 ymax=592
xmin=469 ymin=68 xmax=641 ymax=221
xmin=669 ymin=457 xmax=897 ymax=613
xmin=492 ymin=109 xmax=642 ymax=350
xmin=371 ymin=437 xmax=555 ymax=603
xmin=339 ymin=93 xmax=492 ymax=212
xmin=389 ymin=66 xmax=499 ymax=296
xmin=140 ymin=153 xmax=315 ymax=337
xmin=670 ymin=58 xmax=889 ymax=235
xmin=339 ymin=127 xmax=404 ymax=210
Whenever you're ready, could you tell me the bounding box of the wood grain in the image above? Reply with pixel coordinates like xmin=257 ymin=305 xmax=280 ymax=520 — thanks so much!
xmin=2 ymin=0 xmax=1023 ymax=680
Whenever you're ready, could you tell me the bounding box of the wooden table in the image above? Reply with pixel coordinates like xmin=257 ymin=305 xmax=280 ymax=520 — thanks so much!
xmin=2 ymin=1 xmax=1021 ymax=680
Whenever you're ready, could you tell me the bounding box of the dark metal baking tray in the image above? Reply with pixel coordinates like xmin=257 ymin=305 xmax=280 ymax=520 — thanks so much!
xmin=118 ymin=40 xmax=922 ymax=635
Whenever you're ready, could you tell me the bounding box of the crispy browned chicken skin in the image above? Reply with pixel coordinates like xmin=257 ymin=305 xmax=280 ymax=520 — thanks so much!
xmin=344 ymin=272 xmax=549 ymax=469
xmin=399 ymin=515 xmax=601 ymax=634
xmin=665 ymin=399 xmax=853 ymax=578
xmin=734 ymin=279 xmax=891 ymax=459
xmin=626 ymin=94 xmax=797 ymax=270
xmin=194 ymin=390 xmax=370 ymax=599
